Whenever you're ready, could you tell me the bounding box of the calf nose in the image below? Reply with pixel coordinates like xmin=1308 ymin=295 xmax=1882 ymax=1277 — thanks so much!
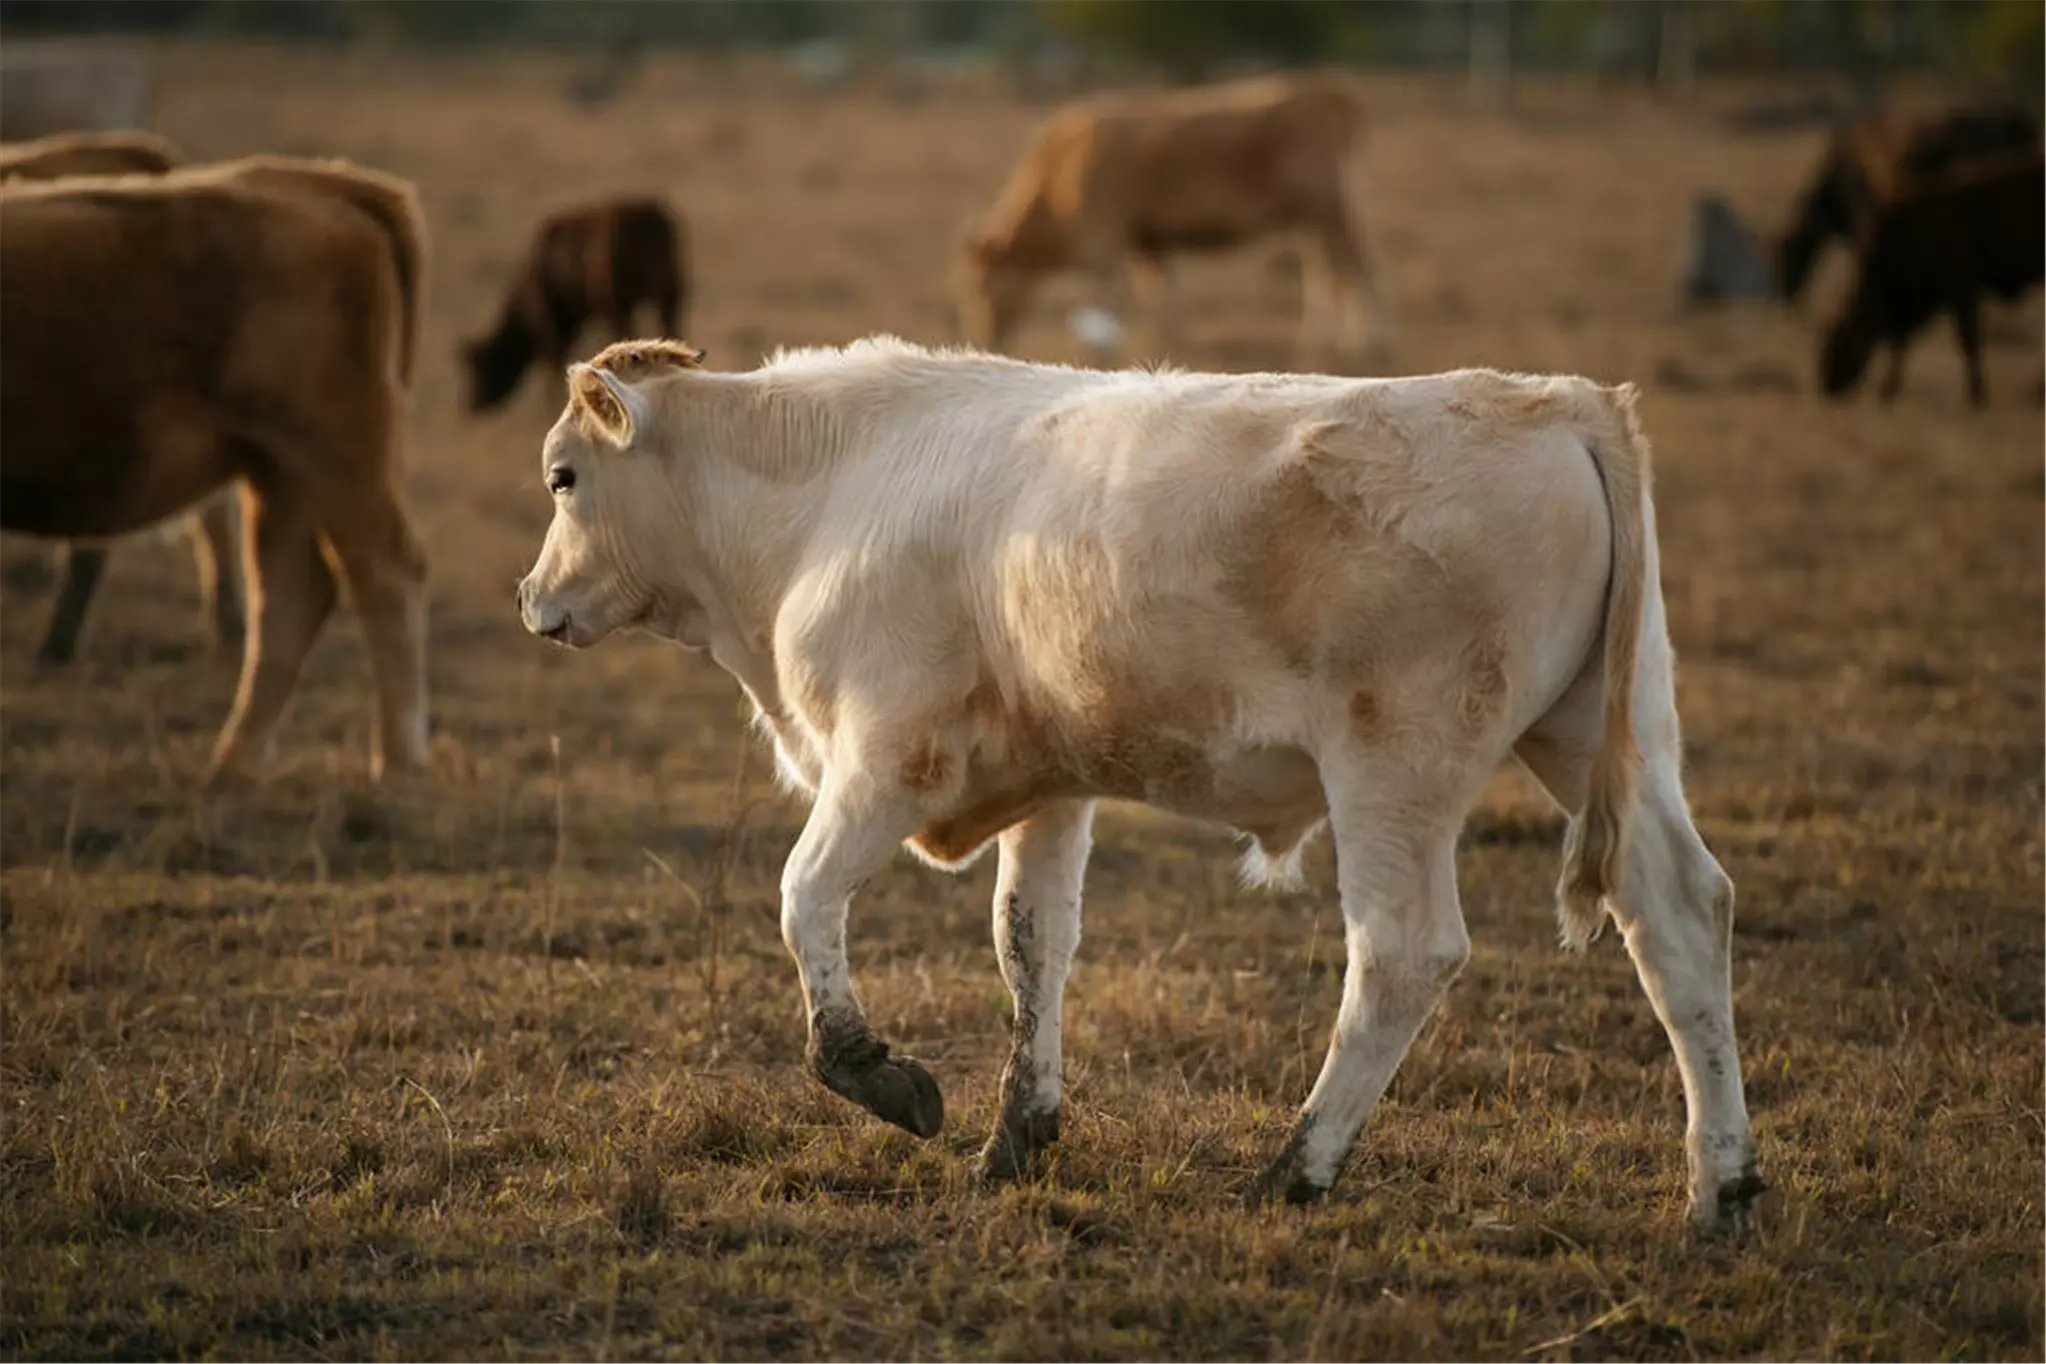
xmin=516 ymin=579 xmax=570 ymax=641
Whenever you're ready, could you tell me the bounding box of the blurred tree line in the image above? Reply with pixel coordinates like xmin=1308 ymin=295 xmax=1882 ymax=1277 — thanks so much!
xmin=1 ymin=0 xmax=2037 ymax=101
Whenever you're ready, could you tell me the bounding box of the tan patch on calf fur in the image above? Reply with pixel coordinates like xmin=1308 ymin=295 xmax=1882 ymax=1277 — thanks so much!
xmin=1221 ymin=462 xmax=1359 ymax=674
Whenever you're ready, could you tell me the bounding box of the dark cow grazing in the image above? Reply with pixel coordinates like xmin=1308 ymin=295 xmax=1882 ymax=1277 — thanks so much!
xmin=1819 ymin=153 xmax=2044 ymax=406
xmin=1 ymin=156 xmax=431 ymax=782
xmin=1777 ymin=103 xmax=2040 ymax=304
xmin=0 ymin=130 xmax=246 ymax=664
xmin=461 ymin=197 xmax=688 ymax=412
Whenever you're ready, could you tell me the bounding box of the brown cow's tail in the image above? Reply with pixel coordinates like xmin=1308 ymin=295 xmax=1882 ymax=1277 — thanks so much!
xmin=232 ymin=157 xmax=426 ymax=385
xmin=1556 ymin=381 xmax=1652 ymax=951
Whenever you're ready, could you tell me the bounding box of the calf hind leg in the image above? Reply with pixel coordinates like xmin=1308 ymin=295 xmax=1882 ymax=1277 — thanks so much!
xmin=1517 ymin=714 xmax=1761 ymax=1236
xmin=1248 ymin=761 xmax=1472 ymax=1204
xmin=975 ymin=800 xmax=1094 ymax=1184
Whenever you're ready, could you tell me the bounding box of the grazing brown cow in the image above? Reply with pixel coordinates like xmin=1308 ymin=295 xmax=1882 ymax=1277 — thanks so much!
xmin=1819 ymin=153 xmax=2044 ymax=406
xmin=0 ymin=129 xmax=245 ymax=664
xmin=1777 ymin=103 xmax=2040 ymax=304
xmin=955 ymin=71 xmax=1391 ymax=362
xmin=1 ymin=155 xmax=431 ymax=781
xmin=461 ymin=196 xmax=688 ymax=411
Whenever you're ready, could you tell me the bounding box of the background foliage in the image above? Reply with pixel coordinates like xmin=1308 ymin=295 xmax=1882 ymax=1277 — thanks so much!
xmin=1 ymin=0 xmax=2038 ymax=101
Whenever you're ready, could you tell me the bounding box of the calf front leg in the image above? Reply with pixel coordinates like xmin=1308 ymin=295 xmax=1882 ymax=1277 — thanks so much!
xmin=975 ymin=800 xmax=1094 ymax=1184
xmin=780 ymin=779 xmax=944 ymax=1138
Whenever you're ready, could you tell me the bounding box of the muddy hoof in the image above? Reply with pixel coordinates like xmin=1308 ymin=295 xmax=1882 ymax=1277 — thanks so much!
xmin=1241 ymin=1156 xmax=1328 ymax=1209
xmin=972 ymin=1107 xmax=1061 ymax=1186
xmin=818 ymin=1047 xmax=944 ymax=1140
xmin=868 ymin=1055 xmax=945 ymax=1138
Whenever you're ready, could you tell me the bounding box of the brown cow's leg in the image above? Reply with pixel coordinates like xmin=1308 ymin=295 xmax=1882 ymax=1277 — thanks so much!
xmin=1075 ymin=239 xmax=1137 ymax=363
xmin=1877 ymin=345 xmax=1907 ymax=403
xmin=1952 ymin=298 xmax=1987 ymax=408
xmin=656 ymin=281 xmax=684 ymax=340
xmin=315 ymin=478 xmax=429 ymax=781
xmin=1129 ymin=253 xmax=1180 ymax=359
xmin=274 ymin=391 xmax=431 ymax=781
xmin=37 ymin=544 xmax=109 ymax=665
xmin=974 ymin=800 xmax=1094 ymax=1185
xmin=205 ymin=479 xmax=337 ymax=784
xmin=1314 ymin=200 xmax=1393 ymax=368
xmin=189 ymin=497 xmax=244 ymax=654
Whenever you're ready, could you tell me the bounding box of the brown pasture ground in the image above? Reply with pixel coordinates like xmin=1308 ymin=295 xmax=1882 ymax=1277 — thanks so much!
xmin=2 ymin=43 xmax=2041 ymax=1362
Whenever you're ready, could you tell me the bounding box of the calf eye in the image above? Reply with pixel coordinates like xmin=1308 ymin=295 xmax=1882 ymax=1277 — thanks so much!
xmin=546 ymin=466 xmax=576 ymax=494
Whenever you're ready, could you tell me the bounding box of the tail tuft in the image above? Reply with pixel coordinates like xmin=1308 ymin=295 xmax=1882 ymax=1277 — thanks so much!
xmin=1554 ymin=382 xmax=1651 ymax=951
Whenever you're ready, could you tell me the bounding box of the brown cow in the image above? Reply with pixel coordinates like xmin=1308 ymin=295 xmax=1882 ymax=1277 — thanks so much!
xmin=1776 ymin=103 xmax=2040 ymax=304
xmin=1 ymin=155 xmax=430 ymax=782
xmin=1819 ymin=152 xmax=2044 ymax=407
xmin=955 ymin=71 xmax=1392 ymax=363
xmin=461 ymin=196 xmax=688 ymax=412
xmin=0 ymin=129 xmax=245 ymax=664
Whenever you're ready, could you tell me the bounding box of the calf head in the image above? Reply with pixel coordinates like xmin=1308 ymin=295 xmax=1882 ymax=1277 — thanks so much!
xmin=517 ymin=341 xmax=706 ymax=647
xmin=954 ymin=232 xmax=1033 ymax=352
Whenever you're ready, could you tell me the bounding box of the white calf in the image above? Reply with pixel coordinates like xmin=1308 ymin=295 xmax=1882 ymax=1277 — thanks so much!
xmin=515 ymin=336 xmax=1761 ymax=1234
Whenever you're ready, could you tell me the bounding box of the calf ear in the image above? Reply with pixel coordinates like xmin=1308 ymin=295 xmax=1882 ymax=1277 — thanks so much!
xmin=568 ymin=364 xmax=643 ymax=447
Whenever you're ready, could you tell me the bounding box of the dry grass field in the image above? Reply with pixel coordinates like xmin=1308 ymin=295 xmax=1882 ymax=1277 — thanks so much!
xmin=2 ymin=42 xmax=2041 ymax=1362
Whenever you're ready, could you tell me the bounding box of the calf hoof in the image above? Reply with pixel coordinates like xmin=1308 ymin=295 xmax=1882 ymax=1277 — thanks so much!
xmin=814 ymin=1037 xmax=944 ymax=1140
xmin=1692 ymin=1167 xmax=1766 ymax=1242
xmin=972 ymin=1106 xmax=1061 ymax=1186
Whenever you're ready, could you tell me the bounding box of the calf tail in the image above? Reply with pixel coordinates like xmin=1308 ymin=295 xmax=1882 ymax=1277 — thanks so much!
xmin=1557 ymin=383 xmax=1651 ymax=950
